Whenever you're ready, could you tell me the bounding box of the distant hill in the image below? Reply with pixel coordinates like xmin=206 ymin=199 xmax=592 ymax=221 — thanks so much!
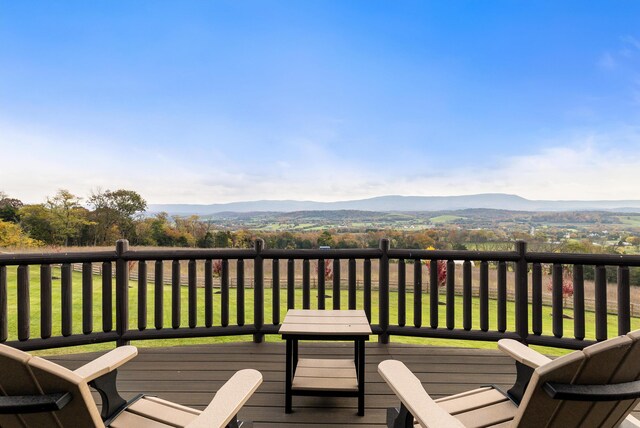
xmin=148 ymin=194 xmax=640 ymax=215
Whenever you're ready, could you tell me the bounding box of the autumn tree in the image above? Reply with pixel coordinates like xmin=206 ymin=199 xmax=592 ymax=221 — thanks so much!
xmin=47 ymin=190 xmax=94 ymax=246
xmin=233 ymin=230 xmax=253 ymax=248
xmin=89 ymin=189 xmax=147 ymax=244
xmin=546 ymin=266 xmax=574 ymax=316
xmin=317 ymin=259 xmax=333 ymax=280
xmin=317 ymin=230 xmax=334 ymax=247
xmin=148 ymin=212 xmax=182 ymax=246
xmin=426 ymin=259 xmax=447 ymax=287
xmin=213 ymin=230 xmax=232 ymax=248
xmin=18 ymin=204 xmax=55 ymax=243
xmin=0 ymin=192 xmax=23 ymax=223
xmin=0 ymin=220 xmax=43 ymax=248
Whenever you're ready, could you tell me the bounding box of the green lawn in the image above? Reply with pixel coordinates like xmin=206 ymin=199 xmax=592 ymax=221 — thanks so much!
xmin=3 ymin=266 xmax=638 ymax=356
xmin=617 ymin=215 xmax=640 ymax=227
xmin=429 ymin=215 xmax=465 ymax=224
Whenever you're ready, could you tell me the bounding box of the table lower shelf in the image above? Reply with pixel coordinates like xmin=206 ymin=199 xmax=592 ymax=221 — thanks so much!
xmin=292 ymin=358 xmax=359 ymax=392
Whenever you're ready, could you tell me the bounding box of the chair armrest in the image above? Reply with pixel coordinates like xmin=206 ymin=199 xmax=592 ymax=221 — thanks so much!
xmin=0 ymin=392 xmax=72 ymax=414
xmin=498 ymin=339 xmax=551 ymax=368
xmin=620 ymin=415 xmax=640 ymax=428
xmin=378 ymin=360 xmax=464 ymax=428
xmin=73 ymin=346 xmax=138 ymax=382
xmin=186 ymin=369 xmax=262 ymax=428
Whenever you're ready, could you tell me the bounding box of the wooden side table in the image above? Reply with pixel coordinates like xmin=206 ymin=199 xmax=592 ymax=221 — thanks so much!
xmin=279 ymin=309 xmax=372 ymax=416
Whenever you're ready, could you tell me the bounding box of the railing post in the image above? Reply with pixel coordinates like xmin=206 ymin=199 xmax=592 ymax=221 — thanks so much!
xmin=379 ymin=238 xmax=390 ymax=344
xmin=116 ymin=239 xmax=130 ymax=347
xmin=253 ymin=239 xmax=265 ymax=343
xmin=0 ymin=265 xmax=6 ymax=342
xmin=515 ymin=241 xmax=528 ymax=342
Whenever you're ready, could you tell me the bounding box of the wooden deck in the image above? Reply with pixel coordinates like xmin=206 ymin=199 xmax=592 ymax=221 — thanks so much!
xmin=48 ymin=341 xmax=640 ymax=427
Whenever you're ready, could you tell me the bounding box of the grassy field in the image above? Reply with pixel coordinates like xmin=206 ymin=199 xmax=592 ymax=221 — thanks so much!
xmin=3 ymin=266 xmax=639 ymax=357
xmin=429 ymin=215 xmax=465 ymax=224
xmin=618 ymin=215 xmax=640 ymax=227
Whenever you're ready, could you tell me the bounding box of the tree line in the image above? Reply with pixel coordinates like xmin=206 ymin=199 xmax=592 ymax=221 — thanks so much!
xmin=0 ymin=189 xmax=636 ymax=256
xmin=0 ymin=189 xmax=436 ymax=249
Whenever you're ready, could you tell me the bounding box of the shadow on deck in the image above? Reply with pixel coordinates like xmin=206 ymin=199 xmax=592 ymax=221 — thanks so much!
xmin=47 ymin=341 xmax=640 ymax=427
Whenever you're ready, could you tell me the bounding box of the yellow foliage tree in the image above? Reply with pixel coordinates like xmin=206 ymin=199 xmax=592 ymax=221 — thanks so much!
xmin=0 ymin=220 xmax=43 ymax=248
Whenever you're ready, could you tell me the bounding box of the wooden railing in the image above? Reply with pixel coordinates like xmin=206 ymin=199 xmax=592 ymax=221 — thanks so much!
xmin=1 ymin=239 xmax=639 ymax=351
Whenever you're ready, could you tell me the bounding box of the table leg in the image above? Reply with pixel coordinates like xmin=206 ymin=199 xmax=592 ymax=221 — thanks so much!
xmin=293 ymin=339 xmax=299 ymax=375
xmin=357 ymin=339 xmax=365 ymax=416
xmin=285 ymin=338 xmax=293 ymax=413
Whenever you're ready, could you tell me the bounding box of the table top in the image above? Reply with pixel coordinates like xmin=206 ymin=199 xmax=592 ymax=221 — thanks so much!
xmin=279 ymin=309 xmax=372 ymax=335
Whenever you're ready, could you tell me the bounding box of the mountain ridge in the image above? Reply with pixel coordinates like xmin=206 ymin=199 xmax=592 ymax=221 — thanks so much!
xmin=148 ymin=194 xmax=640 ymax=215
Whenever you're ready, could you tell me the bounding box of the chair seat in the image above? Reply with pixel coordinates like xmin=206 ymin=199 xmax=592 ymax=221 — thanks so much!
xmin=110 ymin=396 xmax=201 ymax=428
xmin=435 ymin=386 xmax=518 ymax=428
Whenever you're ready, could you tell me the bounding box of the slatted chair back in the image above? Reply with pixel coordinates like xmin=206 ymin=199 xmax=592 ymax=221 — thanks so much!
xmin=0 ymin=344 xmax=103 ymax=428
xmin=514 ymin=332 xmax=640 ymax=427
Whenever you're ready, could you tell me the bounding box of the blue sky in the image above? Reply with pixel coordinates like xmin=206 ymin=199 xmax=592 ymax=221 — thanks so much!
xmin=1 ymin=1 xmax=639 ymax=204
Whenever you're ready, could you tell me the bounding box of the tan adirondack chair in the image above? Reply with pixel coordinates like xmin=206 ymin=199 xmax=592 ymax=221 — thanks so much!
xmin=379 ymin=330 xmax=640 ymax=428
xmin=0 ymin=344 xmax=262 ymax=428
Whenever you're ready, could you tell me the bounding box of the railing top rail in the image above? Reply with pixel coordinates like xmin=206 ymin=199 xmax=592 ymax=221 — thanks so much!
xmin=123 ymin=248 xmax=257 ymax=261
xmin=262 ymin=248 xmax=382 ymax=259
xmin=2 ymin=242 xmax=640 ymax=266
xmin=388 ymin=248 xmax=520 ymax=261
xmin=527 ymin=251 xmax=640 ymax=266
xmin=0 ymin=251 xmax=118 ymax=266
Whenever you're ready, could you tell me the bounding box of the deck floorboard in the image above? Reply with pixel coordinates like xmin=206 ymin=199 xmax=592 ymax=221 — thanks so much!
xmin=47 ymin=342 xmax=640 ymax=427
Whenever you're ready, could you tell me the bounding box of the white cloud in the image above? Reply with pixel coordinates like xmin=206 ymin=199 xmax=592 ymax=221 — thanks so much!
xmin=2 ymin=120 xmax=640 ymax=204
xmin=598 ymin=52 xmax=617 ymax=70
xmin=622 ymin=35 xmax=640 ymax=51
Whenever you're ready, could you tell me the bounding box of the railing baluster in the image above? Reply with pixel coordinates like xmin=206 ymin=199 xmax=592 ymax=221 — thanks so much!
xmin=237 ymin=259 xmax=245 ymax=326
xmin=18 ymin=265 xmax=30 ymax=341
xmin=430 ymin=259 xmax=438 ymax=328
xmin=595 ymin=265 xmax=607 ymax=341
xmin=348 ymin=259 xmax=356 ymax=310
xmin=221 ymin=259 xmax=229 ymax=327
xmin=61 ymin=263 xmax=72 ymax=337
xmin=618 ymin=266 xmax=631 ymax=335
xmin=138 ymin=261 xmax=147 ymax=331
xmin=497 ymin=261 xmax=507 ymax=333
xmin=333 ymin=259 xmax=341 ymax=310
xmin=364 ymin=259 xmax=371 ymax=322
xmin=479 ymin=261 xmax=488 ymax=332
xmin=188 ymin=260 xmax=197 ymax=328
xmin=154 ymin=260 xmax=163 ymax=330
xmin=102 ymin=262 xmax=112 ymax=332
xmin=532 ymin=263 xmax=542 ymax=335
xmin=552 ymin=263 xmax=563 ymax=338
xmin=82 ymin=262 xmax=93 ymax=334
xmin=398 ymin=259 xmax=406 ymax=327
xmin=254 ymin=239 xmax=264 ymax=343
xmin=0 ymin=265 xmax=6 ymax=342
xmin=115 ymin=240 xmax=130 ymax=346
xmin=414 ymin=259 xmax=422 ymax=328
xmin=273 ymin=259 xmax=280 ymax=324
xmin=302 ymin=259 xmax=310 ymax=309
xmin=287 ymin=259 xmax=295 ymax=310
xmin=573 ymin=265 xmax=585 ymax=340
xmin=379 ymin=239 xmax=390 ymax=343
xmin=204 ymin=260 xmax=213 ymax=328
xmin=318 ymin=258 xmax=325 ymax=309
xmin=171 ymin=260 xmax=180 ymax=329
xmin=515 ymin=241 xmax=528 ymax=341
xmin=463 ymin=260 xmax=472 ymax=331
xmin=446 ymin=260 xmax=455 ymax=330
xmin=40 ymin=265 xmax=52 ymax=339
